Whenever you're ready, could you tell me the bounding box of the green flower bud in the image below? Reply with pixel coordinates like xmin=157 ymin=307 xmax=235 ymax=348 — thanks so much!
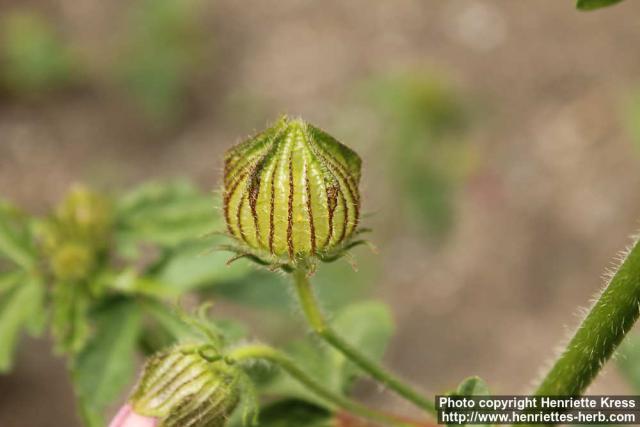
xmin=50 ymin=242 xmax=94 ymax=282
xmin=130 ymin=345 xmax=240 ymax=427
xmin=38 ymin=185 xmax=112 ymax=281
xmin=55 ymin=184 xmax=112 ymax=247
xmin=223 ymin=116 xmax=362 ymax=261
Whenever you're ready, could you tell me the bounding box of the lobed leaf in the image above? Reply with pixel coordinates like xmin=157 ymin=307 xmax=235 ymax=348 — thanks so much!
xmin=0 ymin=201 xmax=36 ymax=270
xmin=73 ymin=299 xmax=142 ymax=425
xmin=115 ymin=180 xmax=219 ymax=253
xmin=329 ymin=301 xmax=394 ymax=392
xmin=0 ymin=274 xmax=45 ymax=372
xmin=152 ymin=240 xmax=252 ymax=294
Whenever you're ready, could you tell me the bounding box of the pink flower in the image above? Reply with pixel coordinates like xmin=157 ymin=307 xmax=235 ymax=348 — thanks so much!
xmin=109 ymin=404 xmax=157 ymax=427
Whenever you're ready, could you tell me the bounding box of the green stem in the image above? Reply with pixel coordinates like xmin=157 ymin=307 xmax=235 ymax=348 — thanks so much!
xmin=535 ymin=237 xmax=640 ymax=396
xmin=292 ymin=267 xmax=437 ymax=416
xmin=228 ymin=344 xmax=413 ymax=427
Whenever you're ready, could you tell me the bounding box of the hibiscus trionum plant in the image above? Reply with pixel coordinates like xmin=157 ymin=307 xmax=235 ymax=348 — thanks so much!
xmin=1 ymin=113 xmax=640 ymax=427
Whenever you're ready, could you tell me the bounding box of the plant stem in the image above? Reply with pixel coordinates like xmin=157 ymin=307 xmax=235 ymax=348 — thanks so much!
xmin=535 ymin=237 xmax=640 ymax=396
xmin=228 ymin=344 xmax=414 ymax=427
xmin=292 ymin=266 xmax=437 ymax=416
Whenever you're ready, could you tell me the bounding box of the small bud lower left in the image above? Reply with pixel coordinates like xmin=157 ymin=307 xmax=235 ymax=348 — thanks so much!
xmin=110 ymin=345 xmax=240 ymax=427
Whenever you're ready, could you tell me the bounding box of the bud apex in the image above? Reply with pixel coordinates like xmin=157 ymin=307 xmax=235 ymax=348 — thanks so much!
xmin=223 ymin=116 xmax=362 ymax=261
xmin=129 ymin=346 xmax=240 ymax=427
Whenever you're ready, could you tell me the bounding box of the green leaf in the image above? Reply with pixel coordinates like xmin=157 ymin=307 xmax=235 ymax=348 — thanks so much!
xmin=142 ymin=299 xmax=196 ymax=341
xmin=0 ymin=274 xmax=45 ymax=372
xmin=0 ymin=11 xmax=78 ymax=94
xmin=115 ymin=180 xmax=219 ymax=253
xmin=153 ymin=240 xmax=252 ymax=294
xmin=142 ymin=300 xmax=247 ymax=347
xmin=577 ymin=0 xmax=624 ymax=10
xmin=209 ymin=270 xmax=290 ymax=310
xmin=76 ymin=394 xmax=108 ymax=427
xmin=73 ymin=299 xmax=142 ymax=426
xmin=0 ymin=201 xmax=36 ymax=270
xmin=211 ymin=257 xmax=376 ymax=312
xmin=259 ymin=339 xmax=332 ymax=408
xmin=330 ymin=301 xmax=394 ymax=392
xmin=258 ymin=301 xmax=394 ymax=406
xmin=456 ymin=376 xmax=489 ymax=396
xmin=0 ymin=271 xmax=22 ymax=293
xmin=107 ymin=269 xmax=176 ymax=298
xmin=228 ymin=400 xmax=332 ymax=427
xmin=257 ymin=400 xmax=332 ymax=427
xmin=364 ymin=72 xmax=472 ymax=240
xmin=448 ymin=376 xmax=490 ymax=427
xmin=117 ymin=0 xmax=203 ymax=122
xmin=617 ymin=333 xmax=640 ymax=393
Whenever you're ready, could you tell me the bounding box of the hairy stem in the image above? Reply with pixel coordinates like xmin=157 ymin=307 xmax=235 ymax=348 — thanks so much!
xmin=535 ymin=237 xmax=640 ymax=396
xmin=292 ymin=266 xmax=437 ymax=416
xmin=228 ymin=344 xmax=414 ymax=427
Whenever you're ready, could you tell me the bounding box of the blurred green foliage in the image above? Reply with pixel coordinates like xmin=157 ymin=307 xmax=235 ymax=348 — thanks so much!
xmin=446 ymin=376 xmax=491 ymax=427
xmin=0 ymin=180 xmax=386 ymax=426
xmin=227 ymin=301 xmax=393 ymax=427
xmin=366 ymin=72 xmax=475 ymax=240
xmin=0 ymin=202 xmax=45 ymax=371
xmin=258 ymin=301 xmax=393 ymax=406
xmin=231 ymin=400 xmax=332 ymax=427
xmin=73 ymin=298 xmax=142 ymax=423
xmin=616 ymin=333 xmax=640 ymax=393
xmin=0 ymin=1 xmax=207 ymax=123
xmin=117 ymin=0 xmax=205 ymax=122
xmin=0 ymin=11 xmax=78 ymax=95
xmin=0 ymin=181 xmax=239 ymax=425
xmin=576 ymin=0 xmax=625 ymax=10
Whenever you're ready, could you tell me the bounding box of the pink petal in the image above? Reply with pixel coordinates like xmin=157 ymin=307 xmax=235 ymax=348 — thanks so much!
xmin=109 ymin=404 xmax=158 ymax=427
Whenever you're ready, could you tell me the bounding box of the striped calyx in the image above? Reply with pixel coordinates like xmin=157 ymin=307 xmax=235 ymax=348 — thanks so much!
xmin=223 ymin=116 xmax=362 ymax=262
xmin=130 ymin=346 xmax=240 ymax=427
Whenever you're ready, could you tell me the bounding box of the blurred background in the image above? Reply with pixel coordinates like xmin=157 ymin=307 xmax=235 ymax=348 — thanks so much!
xmin=2 ymin=0 xmax=640 ymax=425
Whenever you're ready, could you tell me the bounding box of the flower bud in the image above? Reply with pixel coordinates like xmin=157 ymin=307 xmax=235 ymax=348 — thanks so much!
xmin=55 ymin=184 xmax=112 ymax=248
xmin=38 ymin=185 xmax=112 ymax=281
xmin=49 ymin=242 xmax=94 ymax=282
xmin=127 ymin=346 xmax=240 ymax=427
xmin=223 ymin=116 xmax=362 ymax=260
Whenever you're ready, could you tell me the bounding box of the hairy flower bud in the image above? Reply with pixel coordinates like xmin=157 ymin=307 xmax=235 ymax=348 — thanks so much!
xmin=223 ymin=116 xmax=362 ymax=261
xmin=127 ymin=346 xmax=240 ymax=427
